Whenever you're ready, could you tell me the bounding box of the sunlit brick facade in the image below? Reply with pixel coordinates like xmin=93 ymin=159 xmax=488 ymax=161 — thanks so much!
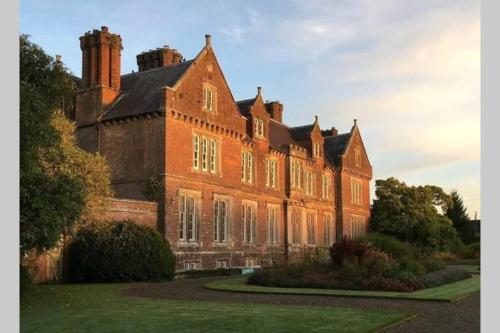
xmin=74 ymin=26 xmax=372 ymax=270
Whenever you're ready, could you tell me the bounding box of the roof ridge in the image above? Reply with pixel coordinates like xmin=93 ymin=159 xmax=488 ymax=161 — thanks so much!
xmin=120 ymin=59 xmax=194 ymax=78
xmin=236 ymin=98 xmax=256 ymax=104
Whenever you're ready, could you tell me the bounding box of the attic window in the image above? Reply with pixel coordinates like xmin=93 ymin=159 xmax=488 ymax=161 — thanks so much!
xmin=254 ymin=118 xmax=264 ymax=137
xmin=313 ymin=142 xmax=321 ymax=157
xmin=355 ymin=149 xmax=361 ymax=167
xmin=203 ymin=85 xmax=216 ymax=112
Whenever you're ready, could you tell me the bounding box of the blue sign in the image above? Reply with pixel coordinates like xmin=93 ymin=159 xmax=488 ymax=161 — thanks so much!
xmin=242 ymin=268 xmax=254 ymax=275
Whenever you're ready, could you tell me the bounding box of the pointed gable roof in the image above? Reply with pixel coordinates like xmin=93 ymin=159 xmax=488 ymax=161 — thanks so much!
xmin=101 ymin=60 xmax=194 ymax=121
xmin=323 ymin=133 xmax=351 ymax=166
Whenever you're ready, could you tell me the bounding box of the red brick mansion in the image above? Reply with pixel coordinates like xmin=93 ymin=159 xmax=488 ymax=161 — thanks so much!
xmin=73 ymin=26 xmax=373 ymax=271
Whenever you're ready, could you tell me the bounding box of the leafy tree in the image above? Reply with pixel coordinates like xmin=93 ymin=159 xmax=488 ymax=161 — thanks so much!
xmin=40 ymin=110 xmax=113 ymax=221
xmin=446 ymin=191 xmax=477 ymax=244
xmin=20 ymin=35 xmax=85 ymax=255
xmin=370 ymin=177 xmax=460 ymax=254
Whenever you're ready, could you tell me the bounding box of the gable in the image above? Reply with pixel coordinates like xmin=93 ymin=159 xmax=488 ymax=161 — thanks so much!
xmin=170 ymin=47 xmax=246 ymax=133
xmin=341 ymin=127 xmax=372 ymax=176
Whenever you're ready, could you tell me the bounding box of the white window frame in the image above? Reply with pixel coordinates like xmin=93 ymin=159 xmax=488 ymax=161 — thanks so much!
xmin=242 ymin=201 xmax=257 ymax=243
xmin=203 ymin=87 xmax=214 ymax=112
xmin=267 ymin=205 xmax=279 ymax=244
xmin=201 ymin=137 xmax=208 ymax=171
xmin=193 ymin=135 xmax=200 ymax=169
xmin=216 ymin=260 xmax=228 ymax=268
xmin=209 ymin=139 xmax=217 ymax=173
xmin=214 ymin=199 xmax=229 ymax=243
xmin=242 ymin=151 xmax=254 ymax=184
xmin=351 ymin=178 xmax=363 ymax=204
xmin=179 ymin=194 xmax=197 ymax=242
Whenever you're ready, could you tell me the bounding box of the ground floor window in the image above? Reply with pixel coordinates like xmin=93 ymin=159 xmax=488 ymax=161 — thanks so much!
xmin=179 ymin=194 xmax=197 ymax=242
xmin=306 ymin=212 xmax=316 ymax=245
xmin=214 ymin=199 xmax=229 ymax=243
xmin=242 ymin=202 xmax=257 ymax=243
xmin=267 ymin=206 xmax=279 ymax=244
xmin=245 ymin=259 xmax=255 ymax=267
xmin=216 ymin=260 xmax=228 ymax=268
xmin=324 ymin=213 xmax=335 ymax=246
xmin=351 ymin=215 xmax=366 ymax=238
xmin=291 ymin=208 xmax=301 ymax=244
xmin=184 ymin=261 xmax=201 ymax=271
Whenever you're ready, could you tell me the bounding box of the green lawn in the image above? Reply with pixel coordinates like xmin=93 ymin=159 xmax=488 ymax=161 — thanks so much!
xmin=205 ymin=274 xmax=480 ymax=302
xmin=21 ymin=283 xmax=411 ymax=333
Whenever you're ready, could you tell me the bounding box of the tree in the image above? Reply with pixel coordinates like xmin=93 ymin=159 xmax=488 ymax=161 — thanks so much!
xmin=370 ymin=177 xmax=460 ymax=254
xmin=446 ymin=191 xmax=477 ymax=244
xmin=40 ymin=110 xmax=113 ymax=221
xmin=20 ymin=35 xmax=86 ymax=255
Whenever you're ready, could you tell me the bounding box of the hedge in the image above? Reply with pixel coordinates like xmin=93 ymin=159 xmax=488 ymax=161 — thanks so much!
xmin=68 ymin=220 xmax=175 ymax=283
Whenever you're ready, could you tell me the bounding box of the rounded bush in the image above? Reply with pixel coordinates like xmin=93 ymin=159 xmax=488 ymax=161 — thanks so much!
xmin=68 ymin=220 xmax=175 ymax=283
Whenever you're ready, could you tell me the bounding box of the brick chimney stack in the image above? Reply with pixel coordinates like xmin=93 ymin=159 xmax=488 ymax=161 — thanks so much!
xmin=80 ymin=26 xmax=122 ymax=90
xmin=136 ymin=46 xmax=183 ymax=72
xmin=75 ymin=26 xmax=123 ymax=129
xmin=265 ymin=101 xmax=283 ymax=123
xmin=321 ymin=127 xmax=338 ymax=137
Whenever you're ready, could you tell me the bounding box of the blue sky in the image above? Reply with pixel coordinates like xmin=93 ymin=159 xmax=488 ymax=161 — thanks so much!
xmin=21 ymin=0 xmax=480 ymax=217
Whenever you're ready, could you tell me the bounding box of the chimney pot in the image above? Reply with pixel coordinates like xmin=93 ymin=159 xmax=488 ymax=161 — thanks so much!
xmin=354 ymin=119 xmax=358 ymax=126
xmin=205 ymin=34 xmax=212 ymax=47
xmin=257 ymin=86 xmax=262 ymax=95
xmin=55 ymin=55 xmax=62 ymax=63
xmin=101 ymin=26 xmax=109 ymax=32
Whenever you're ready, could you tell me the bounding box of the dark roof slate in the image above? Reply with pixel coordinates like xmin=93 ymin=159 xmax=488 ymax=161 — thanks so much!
xmin=324 ymin=133 xmax=351 ymax=166
xmin=236 ymin=98 xmax=255 ymax=117
xmin=101 ymin=60 xmax=193 ymax=121
xmin=268 ymin=120 xmax=297 ymax=153
xmin=289 ymin=124 xmax=314 ymax=142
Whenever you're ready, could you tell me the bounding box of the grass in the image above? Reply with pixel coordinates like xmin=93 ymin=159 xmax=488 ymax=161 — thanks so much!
xmin=205 ymin=274 xmax=480 ymax=302
xmin=21 ymin=283 xmax=411 ymax=333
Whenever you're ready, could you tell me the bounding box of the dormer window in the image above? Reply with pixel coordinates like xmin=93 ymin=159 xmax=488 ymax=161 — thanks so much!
xmin=203 ymin=85 xmax=216 ymax=112
xmin=313 ymin=142 xmax=321 ymax=157
xmin=254 ymin=118 xmax=264 ymax=137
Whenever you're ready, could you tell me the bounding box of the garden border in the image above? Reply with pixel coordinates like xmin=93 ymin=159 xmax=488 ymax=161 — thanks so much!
xmin=204 ymin=274 xmax=480 ymax=302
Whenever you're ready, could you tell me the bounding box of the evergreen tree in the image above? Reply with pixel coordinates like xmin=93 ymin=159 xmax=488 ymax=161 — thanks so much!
xmin=446 ymin=190 xmax=477 ymax=244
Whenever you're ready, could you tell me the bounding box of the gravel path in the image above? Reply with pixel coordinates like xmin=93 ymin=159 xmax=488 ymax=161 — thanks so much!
xmin=123 ymin=277 xmax=479 ymax=333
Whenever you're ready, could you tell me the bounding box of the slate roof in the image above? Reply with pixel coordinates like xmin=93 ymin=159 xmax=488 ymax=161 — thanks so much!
xmin=324 ymin=133 xmax=351 ymax=166
xmin=268 ymin=119 xmax=298 ymax=153
xmin=236 ymin=98 xmax=256 ymax=117
xmin=101 ymin=60 xmax=194 ymax=121
xmin=289 ymin=124 xmax=314 ymax=142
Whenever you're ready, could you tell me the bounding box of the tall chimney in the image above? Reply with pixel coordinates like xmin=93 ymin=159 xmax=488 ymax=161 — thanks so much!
xmin=76 ymin=26 xmax=123 ymax=128
xmin=265 ymin=101 xmax=283 ymax=123
xmin=136 ymin=46 xmax=183 ymax=72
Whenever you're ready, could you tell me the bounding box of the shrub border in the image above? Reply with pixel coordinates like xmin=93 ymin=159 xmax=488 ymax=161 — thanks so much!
xmin=204 ymin=274 xmax=479 ymax=302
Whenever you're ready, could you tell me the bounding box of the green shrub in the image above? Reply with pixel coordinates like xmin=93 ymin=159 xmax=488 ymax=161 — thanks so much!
xmin=420 ymin=257 xmax=446 ymax=273
xmin=418 ymin=267 xmax=471 ymax=288
xmin=398 ymin=257 xmax=425 ymax=276
xmin=178 ymin=268 xmax=242 ymax=279
xmin=68 ymin=220 xmax=175 ymax=283
xmin=361 ymin=233 xmax=418 ymax=261
xmin=20 ymin=264 xmax=32 ymax=295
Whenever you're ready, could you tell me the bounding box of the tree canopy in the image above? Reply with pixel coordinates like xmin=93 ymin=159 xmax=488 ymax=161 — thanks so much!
xmin=20 ymin=35 xmax=112 ymax=255
xmin=370 ymin=177 xmax=460 ymax=254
